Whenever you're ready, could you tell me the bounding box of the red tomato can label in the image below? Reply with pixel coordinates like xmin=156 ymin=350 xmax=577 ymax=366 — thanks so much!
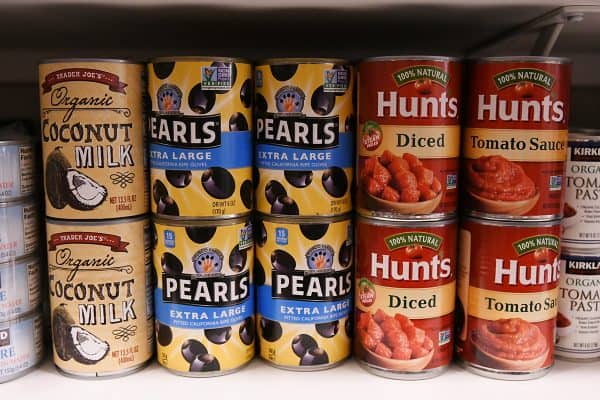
xmin=357 ymin=57 xmax=461 ymax=218
xmin=456 ymin=216 xmax=560 ymax=379
xmin=462 ymin=57 xmax=571 ymax=219
xmin=355 ymin=216 xmax=457 ymax=378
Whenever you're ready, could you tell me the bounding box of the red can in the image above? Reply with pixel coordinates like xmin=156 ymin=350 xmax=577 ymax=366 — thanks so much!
xmin=355 ymin=215 xmax=457 ymax=379
xmin=456 ymin=216 xmax=561 ymax=379
xmin=357 ymin=57 xmax=461 ymax=219
xmin=462 ymin=57 xmax=571 ymax=219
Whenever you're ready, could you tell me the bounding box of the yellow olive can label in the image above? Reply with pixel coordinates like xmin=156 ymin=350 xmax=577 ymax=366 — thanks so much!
xmin=46 ymin=217 xmax=154 ymax=377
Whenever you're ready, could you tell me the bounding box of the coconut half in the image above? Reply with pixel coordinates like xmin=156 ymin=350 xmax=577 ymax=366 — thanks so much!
xmin=65 ymin=169 xmax=108 ymax=210
xmin=69 ymin=326 xmax=110 ymax=365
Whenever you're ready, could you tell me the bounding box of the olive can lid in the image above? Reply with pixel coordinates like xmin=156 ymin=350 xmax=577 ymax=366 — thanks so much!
xmin=361 ymin=55 xmax=461 ymax=63
xmin=257 ymin=58 xmax=350 ymax=66
xmin=150 ymin=56 xmax=251 ymax=64
xmin=256 ymin=212 xmax=353 ymax=224
xmin=153 ymin=214 xmax=251 ymax=228
xmin=469 ymin=56 xmax=571 ymax=64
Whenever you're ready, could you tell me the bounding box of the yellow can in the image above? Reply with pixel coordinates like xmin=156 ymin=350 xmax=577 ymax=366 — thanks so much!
xmin=148 ymin=57 xmax=253 ymax=219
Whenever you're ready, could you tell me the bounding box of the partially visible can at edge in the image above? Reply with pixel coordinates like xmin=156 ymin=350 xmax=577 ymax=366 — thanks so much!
xmin=46 ymin=216 xmax=154 ymax=378
xmin=148 ymin=57 xmax=254 ymax=220
xmin=255 ymin=213 xmax=354 ymax=370
xmin=254 ymin=59 xmax=355 ymax=217
xmin=357 ymin=56 xmax=461 ymax=219
xmin=456 ymin=215 xmax=561 ymax=380
xmin=152 ymin=216 xmax=255 ymax=376
xmin=0 ymin=198 xmax=38 ymax=263
xmin=39 ymin=59 xmax=149 ymax=220
xmin=0 ymin=310 xmax=45 ymax=383
xmin=0 ymin=122 xmax=35 ymax=202
xmin=0 ymin=255 xmax=41 ymax=322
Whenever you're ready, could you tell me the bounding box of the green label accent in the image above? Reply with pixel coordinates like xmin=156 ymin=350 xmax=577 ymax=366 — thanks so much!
xmin=358 ymin=278 xmax=375 ymax=290
xmin=392 ymin=65 xmax=449 ymax=87
xmin=512 ymin=235 xmax=560 ymax=256
xmin=493 ymin=68 xmax=555 ymax=90
xmin=384 ymin=232 xmax=442 ymax=251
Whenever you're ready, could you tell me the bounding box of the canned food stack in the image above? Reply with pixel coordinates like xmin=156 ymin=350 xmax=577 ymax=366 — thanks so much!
xmin=556 ymin=128 xmax=600 ymax=361
xmin=0 ymin=122 xmax=44 ymax=383
xmin=148 ymin=58 xmax=256 ymax=376
xmin=39 ymin=59 xmax=154 ymax=378
xmin=355 ymin=57 xmax=461 ymax=379
xmin=456 ymin=57 xmax=571 ymax=379
xmin=254 ymin=59 xmax=355 ymax=370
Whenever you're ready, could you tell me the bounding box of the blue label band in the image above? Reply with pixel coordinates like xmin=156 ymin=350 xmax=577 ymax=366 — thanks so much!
xmin=257 ymin=284 xmax=351 ymax=324
xmin=150 ymin=130 xmax=252 ymax=170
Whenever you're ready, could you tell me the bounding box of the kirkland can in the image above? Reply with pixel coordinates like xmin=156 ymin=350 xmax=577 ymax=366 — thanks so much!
xmin=46 ymin=216 xmax=154 ymax=378
xmin=148 ymin=57 xmax=253 ymax=219
xmin=0 ymin=256 xmax=41 ymax=322
xmin=562 ymin=130 xmax=600 ymax=248
xmin=0 ymin=198 xmax=38 ymax=263
xmin=0 ymin=310 xmax=44 ymax=383
xmin=556 ymin=249 xmax=600 ymax=361
xmin=355 ymin=215 xmax=457 ymax=379
xmin=0 ymin=122 xmax=35 ymax=202
xmin=357 ymin=56 xmax=461 ymax=218
xmin=39 ymin=59 xmax=149 ymax=220
xmin=255 ymin=59 xmax=354 ymax=217
xmin=456 ymin=216 xmax=560 ymax=379
xmin=255 ymin=214 xmax=353 ymax=370
xmin=462 ymin=57 xmax=571 ymax=219
xmin=152 ymin=217 xmax=255 ymax=376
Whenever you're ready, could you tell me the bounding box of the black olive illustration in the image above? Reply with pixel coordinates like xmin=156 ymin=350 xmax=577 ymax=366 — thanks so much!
xmin=152 ymin=179 xmax=168 ymax=204
xmin=345 ymin=316 xmax=353 ymax=338
xmin=300 ymin=348 xmax=329 ymax=366
xmin=240 ymin=180 xmax=253 ymax=210
xmin=185 ymin=226 xmax=217 ymax=244
xmin=270 ymin=64 xmax=298 ymax=81
xmin=165 ymin=170 xmax=192 ymax=188
xmin=153 ymin=62 xmax=175 ymax=80
xmin=291 ymin=334 xmax=318 ymax=358
xmin=338 ymin=241 xmax=353 ymax=268
xmin=265 ymin=180 xmax=287 ymax=205
xmin=322 ymin=167 xmax=348 ymax=198
xmin=254 ymin=259 xmax=266 ymax=286
xmin=260 ymin=318 xmax=283 ymax=342
xmin=271 ymin=195 xmax=299 ymax=215
xmin=253 ymin=167 xmax=260 ymax=189
xmin=271 ymin=249 xmax=296 ymax=273
xmin=229 ymin=244 xmax=247 ymax=273
xmin=255 ymin=93 xmax=268 ymax=114
xmin=181 ymin=339 xmax=208 ymax=363
xmin=157 ymin=196 xmax=180 ymax=216
xmin=240 ymin=78 xmax=253 ymax=108
xmin=316 ymin=321 xmax=339 ymax=338
xmin=161 ymin=252 xmax=183 ymax=275
xmin=189 ymin=354 xmax=220 ymax=372
xmin=284 ymin=170 xmax=313 ymax=188
xmin=210 ymin=61 xmax=237 ymax=94
xmin=239 ymin=317 xmax=255 ymax=345
xmin=156 ymin=322 xmax=173 ymax=346
xmin=344 ymin=114 xmax=355 ymax=133
xmin=229 ymin=112 xmax=248 ymax=131
xmin=188 ymin=83 xmax=216 ymax=114
xmin=205 ymin=327 xmax=232 ymax=345
xmin=300 ymin=223 xmax=328 ymax=241
xmin=255 ymin=219 xmax=267 ymax=247
xmin=311 ymin=85 xmax=335 ymax=115
xmin=201 ymin=167 xmax=235 ymax=199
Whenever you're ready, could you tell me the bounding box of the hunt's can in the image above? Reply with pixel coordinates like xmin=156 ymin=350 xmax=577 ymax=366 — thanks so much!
xmin=357 ymin=56 xmax=461 ymax=219
xmin=0 ymin=310 xmax=45 ymax=383
xmin=0 ymin=122 xmax=35 ymax=202
xmin=255 ymin=59 xmax=354 ymax=217
xmin=0 ymin=256 xmax=41 ymax=322
xmin=39 ymin=59 xmax=149 ymax=220
xmin=556 ymin=249 xmax=600 ymax=361
xmin=152 ymin=217 xmax=255 ymax=376
xmin=462 ymin=57 xmax=571 ymax=219
xmin=255 ymin=214 xmax=353 ymax=370
xmin=46 ymin=216 xmax=154 ymax=378
xmin=355 ymin=215 xmax=457 ymax=379
xmin=456 ymin=216 xmax=561 ymax=379
xmin=148 ymin=57 xmax=253 ymax=219
xmin=562 ymin=130 xmax=600 ymax=248
xmin=0 ymin=198 xmax=38 ymax=263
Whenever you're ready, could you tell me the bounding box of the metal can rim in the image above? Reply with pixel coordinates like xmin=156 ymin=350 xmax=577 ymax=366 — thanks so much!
xmin=46 ymin=214 xmax=148 ymax=225
xmin=463 ymin=210 xmax=562 ymax=222
xmin=469 ymin=56 xmax=571 ymax=64
xmin=560 ymin=246 xmax=600 ymax=256
xmin=257 ymin=212 xmax=352 ymax=224
xmin=153 ymin=215 xmax=250 ymax=227
xmin=0 ymin=197 xmax=37 ymax=208
xmin=39 ymin=58 xmax=143 ymax=65
xmin=0 ymin=253 xmax=40 ymax=269
xmin=0 ymin=306 xmax=43 ymax=325
xmin=356 ymin=209 xmax=457 ymax=223
xmin=150 ymin=56 xmax=251 ymax=64
xmin=569 ymin=129 xmax=600 ymax=141
xmin=361 ymin=55 xmax=461 ymax=63
xmin=357 ymin=213 xmax=456 ymax=227
xmin=257 ymin=58 xmax=350 ymax=66
xmin=462 ymin=214 xmax=561 ymax=228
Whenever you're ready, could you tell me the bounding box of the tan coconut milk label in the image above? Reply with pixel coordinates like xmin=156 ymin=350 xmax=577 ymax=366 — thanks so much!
xmin=46 ymin=218 xmax=154 ymax=375
xmin=39 ymin=61 xmax=149 ymax=220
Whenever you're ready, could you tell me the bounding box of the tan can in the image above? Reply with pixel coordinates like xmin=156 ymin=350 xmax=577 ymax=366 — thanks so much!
xmin=46 ymin=216 xmax=154 ymax=377
xmin=39 ymin=59 xmax=149 ymax=220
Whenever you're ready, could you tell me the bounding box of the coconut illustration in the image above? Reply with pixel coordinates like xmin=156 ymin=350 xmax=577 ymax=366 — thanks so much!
xmin=52 ymin=304 xmax=76 ymax=361
xmin=45 ymin=147 xmax=71 ymax=209
xmin=65 ymin=169 xmax=107 ymax=210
